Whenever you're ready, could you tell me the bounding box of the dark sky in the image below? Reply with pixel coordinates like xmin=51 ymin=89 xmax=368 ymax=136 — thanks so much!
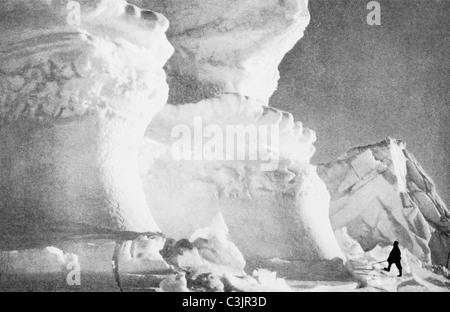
xmin=272 ymin=0 xmax=450 ymax=204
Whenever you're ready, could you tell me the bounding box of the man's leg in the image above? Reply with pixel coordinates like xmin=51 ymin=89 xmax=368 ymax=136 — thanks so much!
xmin=395 ymin=261 xmax=402 ymax=277
xmin=384 ymin=261 xmax=392 ymax=272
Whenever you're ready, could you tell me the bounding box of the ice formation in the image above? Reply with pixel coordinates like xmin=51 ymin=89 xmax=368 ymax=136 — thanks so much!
xmin=0 ymin=0 xmax=173 ymax=248
xmin=318 ymin=138 xmax=450 ymax=266
xmin=0 ymin=0 xmax=345 ymax=289
xmin=0 ymin=0 xmax=449 ymax=292
xmin=140 ymin=0 xmax=343 ymax=261
xmin=0 ymin=0 xmax=344 ymax=262
xmin=144 ymin=94 xmax=343 ymax=261
xmin=132 ymin=0 xmax=311 ymax=103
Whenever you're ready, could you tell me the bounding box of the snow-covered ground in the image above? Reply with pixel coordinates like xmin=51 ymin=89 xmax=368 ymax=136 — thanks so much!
xmin=0 ymin=224 xmax=448 ymax=292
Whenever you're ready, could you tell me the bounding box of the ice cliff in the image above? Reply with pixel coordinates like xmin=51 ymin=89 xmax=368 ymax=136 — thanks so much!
xmin=318 ymin=138 xmax=450 ymax=267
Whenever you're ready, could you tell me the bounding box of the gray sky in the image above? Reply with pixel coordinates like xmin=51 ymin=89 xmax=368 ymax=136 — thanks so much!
xmin=272 ymin=0 xmax=450 ymax=204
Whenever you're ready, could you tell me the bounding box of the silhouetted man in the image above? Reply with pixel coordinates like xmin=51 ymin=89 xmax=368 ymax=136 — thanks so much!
xmin=384 ymin=241 xmax=402 ymax=277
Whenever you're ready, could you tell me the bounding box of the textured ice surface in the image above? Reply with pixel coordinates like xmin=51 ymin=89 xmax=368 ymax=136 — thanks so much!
xmin=319 ymin=138 xmax=450 ymax=266
xmin=143 ymin=95 xmax=343 ymax=261
xmin=0 ymin=0 xmax=173 ymax=247
xmin=133 ymin=0 xmax=310 ymax=102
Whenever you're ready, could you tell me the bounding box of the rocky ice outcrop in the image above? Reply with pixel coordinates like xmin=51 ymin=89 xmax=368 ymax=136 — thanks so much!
xmin=318 ymin=138 xmax=450 ymax=267
xmin=0 ymin=0 xmax=173 ymax=248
